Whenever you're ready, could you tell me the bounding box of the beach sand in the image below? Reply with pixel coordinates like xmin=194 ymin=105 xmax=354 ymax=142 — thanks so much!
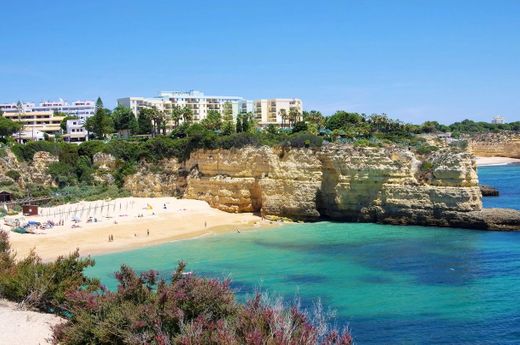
xmin=0 ymin=299 xmax=63 ymax=345
xmin=476 ymin=156 xmax=520 ymax=166
xmin=5 ymin=197 xmax=268 ymax=261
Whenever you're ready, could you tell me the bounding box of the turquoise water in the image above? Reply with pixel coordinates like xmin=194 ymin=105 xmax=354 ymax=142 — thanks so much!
xmin=88 ymin=165 xmax=520 ymax=344
xmin=479 ymin=163 xmax=520 ymax=210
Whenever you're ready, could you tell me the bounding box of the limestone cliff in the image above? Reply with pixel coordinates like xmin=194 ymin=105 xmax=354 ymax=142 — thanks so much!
xmin=468 ymin=132 xmax=520 ymax=158
xmin=123 ymin=144 xmax=519 ymax=230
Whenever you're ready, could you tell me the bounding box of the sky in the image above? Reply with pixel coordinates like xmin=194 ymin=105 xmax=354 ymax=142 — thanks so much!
xmin=1 ymin=0 xmax=519 ymax=124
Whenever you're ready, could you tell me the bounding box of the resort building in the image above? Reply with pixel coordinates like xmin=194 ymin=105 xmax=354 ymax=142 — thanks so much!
xmin=33 ymin=100 xmax=96 ymax=121
xmin=118 ymin=90 xmax=251 ymax=123
xmin=0 ymin=100 xmax=95 ymax=121
xmin=254 ymin=98 xmax=303 ymax=126
xmin=63 ymin=119 xmax=89 ymax=143
xmin=0 ymin=99 xmax=96 ymax=141
xmin=3 ymin=111 xmax=65 ymax=134
xmin=492 ymin=116 xmax=505 ymax=124
xmin=118 ymin=91 xmax=302 ymax=127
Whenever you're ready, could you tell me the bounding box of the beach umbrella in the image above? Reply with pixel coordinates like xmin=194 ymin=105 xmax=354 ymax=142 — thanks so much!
xmin=72 ymin=215 xmax=80 ymax=222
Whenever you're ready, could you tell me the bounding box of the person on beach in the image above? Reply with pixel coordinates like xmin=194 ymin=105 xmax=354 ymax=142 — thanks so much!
xmin=147 ymin=229 xmax=149 ymax=236
xmin=204 ymin=221 xmax=207 ymax=228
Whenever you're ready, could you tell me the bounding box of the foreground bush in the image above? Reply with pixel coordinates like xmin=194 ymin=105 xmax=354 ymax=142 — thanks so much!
xmin=54 ymin=263 xmax=352 ymax=345
xmin=0 ymin=231 xmax=99 ymax=313
xmin=0 ymin=231 xmax=352 ymax=344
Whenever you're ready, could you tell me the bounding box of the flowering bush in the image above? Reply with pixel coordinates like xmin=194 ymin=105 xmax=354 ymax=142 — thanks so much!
xmin=0 ymin=232 xmax=352 ymax=344
xmin=53 ymin=262 xmax=352 ymax=345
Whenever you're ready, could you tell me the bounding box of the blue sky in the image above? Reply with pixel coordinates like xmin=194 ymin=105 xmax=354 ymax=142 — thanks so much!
xmin=1 ymin=0 xmax=519 ymax=124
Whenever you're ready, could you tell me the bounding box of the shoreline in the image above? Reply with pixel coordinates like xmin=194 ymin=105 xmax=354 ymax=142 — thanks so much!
xmin=6 ymin=197 xmax=274 ymax=261
xmin=476 ymin=156 xmax=520 ymax=166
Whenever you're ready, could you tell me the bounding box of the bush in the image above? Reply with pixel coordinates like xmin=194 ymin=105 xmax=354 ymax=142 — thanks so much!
xmin=11 ymin=141 xmax=63 ymax=161
xmin=283 ymin=132 xmax=323 ymax=148
xmin=52 ymin=262 xmax=352 ymax=345
xmin=415 ymin=144 xmax=439 ymax=155
xmin=420 ymin=161 xmax=434 ymax=172
xmin=5 ymin=170 xmax=21 ymax=181
xmin=0 ymin=231 xmax=99 ymax=314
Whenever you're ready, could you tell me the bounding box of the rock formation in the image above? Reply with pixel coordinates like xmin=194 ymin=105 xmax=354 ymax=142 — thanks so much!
xmin=468 ymin=132 xmax=520 ymax=158
xmin=124 ymin=144 xmax=520 ymax=231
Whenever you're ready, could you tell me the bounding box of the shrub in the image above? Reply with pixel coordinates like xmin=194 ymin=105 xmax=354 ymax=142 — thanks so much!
xmin=218 ymin=132 xmax=261 ymax=149
xmin=5 ymin=170 xmax=21 ymax=181
xmin=0 ymin=231 xmax=99 ymax=314
xmin=420 ymin=161 xmax=434 ymax=172
xmin=283 ymin=132 xmax=323 ymax=148
xmin=52 ymin=262 xmax=352 ymax=345
xmin=415 ymin=144 xmax=439 ymax=155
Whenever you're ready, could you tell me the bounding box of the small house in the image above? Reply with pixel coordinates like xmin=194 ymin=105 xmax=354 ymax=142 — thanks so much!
xmin=22 ymin=205 xmax=38 ymax=216
xmin=0 ymin=191 xmax=12 ymax=203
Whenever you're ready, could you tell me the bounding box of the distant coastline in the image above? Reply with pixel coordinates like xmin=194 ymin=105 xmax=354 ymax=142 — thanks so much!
xmin=476 ymin=156 xmax=520 ymax=167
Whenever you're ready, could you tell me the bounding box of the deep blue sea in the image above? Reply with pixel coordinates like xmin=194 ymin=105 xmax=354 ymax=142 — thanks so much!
xmin=87 ymin=164 xmax=520 ymax=344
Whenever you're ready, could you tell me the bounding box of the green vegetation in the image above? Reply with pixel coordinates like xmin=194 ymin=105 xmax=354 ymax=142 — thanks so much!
xmin=0 ymin=231 xmax=352 ymax=344
xmin=4 ymin=99 xmax=518 ymax=205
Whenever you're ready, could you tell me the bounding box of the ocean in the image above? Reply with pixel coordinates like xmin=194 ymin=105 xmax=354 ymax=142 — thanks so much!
xmin=87 ymin=163 xmax=520 ymax=344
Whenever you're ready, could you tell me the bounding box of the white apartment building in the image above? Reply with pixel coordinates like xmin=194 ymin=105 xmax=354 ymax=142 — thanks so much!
xmin=3 ymin=111 xmax=65 ymax=134
xmin=254 ymin=98 xmax=303 ymax=126
xmin=0 ymin=99 xmax=96 ymax=141
xmin=118 ymin=90 xmax=253 ymax=123
xmin=0 ymin=99 xmax=95 ymax=120
xmin=34 ymin=99 xmax=96 ymax=121
xmin=492 ymin=116 xmax=505 ymax=124
xmin=63 ymin=119 xmax=88 ymax=143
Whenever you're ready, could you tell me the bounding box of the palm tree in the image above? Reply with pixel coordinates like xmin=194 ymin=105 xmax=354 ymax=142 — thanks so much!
xmin=279 ymin=109 xmax=288 ymax=129
xmin=288 ymin=108 xmax=301 ymax=128
xmin=182 ymin=106 xmax=193 ymax=124
xmin=171 ymin=105 xmax=183 ymax=128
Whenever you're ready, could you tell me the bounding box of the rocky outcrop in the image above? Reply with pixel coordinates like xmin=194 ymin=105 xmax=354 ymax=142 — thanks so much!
xmin=25 ymin=151 xmax=57 ymax=187
xmin=469 ymin=132 xmax=520 ymax=158
xmin=480 ymin=185 xmax=499 ymax=197
xmin=124 ymin=158 xmax=183 ymax=197
xmin=123 ymin=144 xmax=519 ymax=230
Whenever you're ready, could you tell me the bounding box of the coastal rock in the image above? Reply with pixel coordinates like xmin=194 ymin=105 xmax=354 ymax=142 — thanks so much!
xmin=123 ymin=144 xmax=520 ymax=231
xmin=93 ymin=152 xmax=117 ymax=171
xmin=480 ymin=185 xmax=499 ymax=197
xmin=124 ymin=158 xmax=181 ymax=197
xmin=469 ymin=132 xmax=520 ymax=159
xmin=28 ymin=151 xmax=58 ymax=187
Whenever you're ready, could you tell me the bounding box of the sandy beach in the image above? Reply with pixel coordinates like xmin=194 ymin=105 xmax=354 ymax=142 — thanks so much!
xmin=5 ymin=197 xmax=269 ymax=261
xmin=476 ymin=156 xmax=520 ymax=166
xmin=0 ymin=299 xmax=63 ymax=345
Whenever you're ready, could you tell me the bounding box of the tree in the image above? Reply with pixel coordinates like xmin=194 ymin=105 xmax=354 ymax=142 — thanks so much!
xmin=112 ymin=105 xmax=138 ymax=136
xmin=171 ymin=105 xmax=183 ymax=128
xmin=325 ymin=111 xmax=365 ymax=130
xmin=95 ymin=97 xmax=103 ymax=111
xmin=288 ymin=107 xmax=301 ymax=128
xmin=149 ymin=107 xmax=168 ymax=136
xmin=292 ymin=121 xmax=308 ymax=133
xmin=85 ymin=107 xmax=113 ymax=139
xmin=201 ymin=110 xmax=222 ymax=131
xmin=239 ymin=112 xmax=255 ymax=133
xmin=279 ymin=109 xmax=288 ymax=129
xmin=303 ymin=110 xmax=325 ymax=129
xmin=137 ymin=108 xmax=153 ymax=135
xmin=236 ymin=114 xmax=243 ymax=133
xmin=0 ymin=116 xmax=22 ymax=138
xmin=221 ymin=102 xmax=235 ymax=135
xmin=182 ymin=106 xmax=194 ymax=125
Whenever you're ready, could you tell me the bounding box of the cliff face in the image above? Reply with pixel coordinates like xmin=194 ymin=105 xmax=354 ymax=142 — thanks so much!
xmin=121 ymin=144 xmax=520 ymax=230
xmin=469 ymin=133 xmax=520 ymax=158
